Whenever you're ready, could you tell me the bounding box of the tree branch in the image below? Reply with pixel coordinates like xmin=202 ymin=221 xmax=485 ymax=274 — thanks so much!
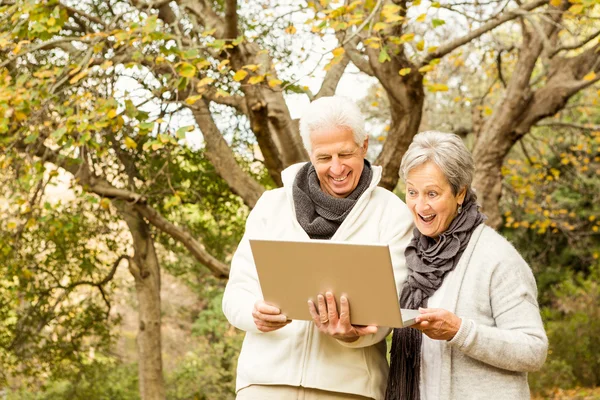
xmin=536 ymin=120 xmax=600 ymax=130
xmin=134 ymin=204 xmax=229 ymax=278
xmin=314 ymin=55 xmax=351 ymax=99
xmin=190 ymin=101 xmax=265 ymax=208
xmin=224 ymin=0 xmax=238 ymax=39
xmin=420 ymin=0 xmax=549 ymax=66
xmin=551 ymin=28 xmax=600 ymax=57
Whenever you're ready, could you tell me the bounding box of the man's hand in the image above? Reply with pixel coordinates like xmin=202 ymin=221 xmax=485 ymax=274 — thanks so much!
xmin=252 ymin=300 xmax=291 ymax=332
xmin=308 ymin=292 xmax=378 ymax=342
xmin=411 ymin=307 xmax=461 ymax=341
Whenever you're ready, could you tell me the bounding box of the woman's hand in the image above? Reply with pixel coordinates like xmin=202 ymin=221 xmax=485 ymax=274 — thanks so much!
xmin=412 ymin=307 xmax=462 ymax=341
xmin=308 ymin=292 xmax=378 ymax=342
xmin=252 ymin=300 xmax=291 ymax=332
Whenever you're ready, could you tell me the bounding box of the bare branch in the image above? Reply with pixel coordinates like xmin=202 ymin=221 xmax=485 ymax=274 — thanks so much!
xmin=59 ymin=2 xmax=106 ymax=27
xmin=225 ymin=0 xmax=238 ymax=39
xmin=536 ymin=120 xmax=600 ymax=130
xmin=314 ymin=55 xmax=351 ymax=99
xmin=190 ymin=101 xmax=265 ymax=208
xmin=551 ymin=28 xmax=600 ymax=57
xmin=0 ymin=37 xmax=89 ymax=68
xmin=134 ymin=204 xmax=229 ymax=278
xmin=420 ymin=0 xmax=549 ymax=66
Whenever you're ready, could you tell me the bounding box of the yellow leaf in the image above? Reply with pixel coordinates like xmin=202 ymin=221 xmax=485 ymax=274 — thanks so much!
xmin=215 ymin=89 xmax=230 ymax=98
xmin=7 ymin=221 xmax=17 ymax=230
xmin=400 ymin=33 xmax=415 ymax=43
xmin=217 ymin=60 xmax=230 ymax=71
xmin=197 ymin=77 xmax=214 ymax=87
xmin=413 ymin=0 xmax=421 ymax=5
xmin=550 ymin=0 xmax=561 ymax=6
xmin=202 ymin=28 xmax=217 ymax=37
xmin=107 ymin=109 xmax=117 ymax=118
xmin=47 ymin=17 xmax=56 ymax=26
xmin=268 ymin=79 xmax=283 ymax=88
xmin=373 ymin=22 xmax=388 ymax=32
xmin=100 ymin=198 xmax=111 ymax=210
xmin=418 ymin=65 xmax=434 ymax=73
xmin=583 ymin=71 xmax=596 ymax=81
xmin=385 ymin=15 xmax=405 ymax=23
xmin=416 ymin=40 xmax=425 ymax=51
xmin=248 ymin=75 xmax=265 ymax=85
xmin=196 ymin=60 xmax=211 ymax=69
xmin=332 ymin=47 xmax=345 ymax=57
xmin=69 ymin=70 xmax=88 ymax=84
xmin=233 ymin=69 xmax=249 ymax=82
xmin=569 ymin=4 xmax=583 ymax=14
xmin=399 ymin=68 xmax=411 ymax=76
xmin=416 ymin=14 xmax=426 ymax=22
xmin=243 ymin=64 xmax=260 ymax=71
xmin=428 ymin=83 xmax=448 ymax=92
xmin=124 ymin=137 xmax=137 ymax=149
xmin=185 ymin=95 xmax=203 ymax=105
xmin=285 ymin=25 xmax=297 ymax=35
xmin=484 ymin=106 xmax=493 ymax=116
xmin=427 ymin=46 xmax=438 ymax=53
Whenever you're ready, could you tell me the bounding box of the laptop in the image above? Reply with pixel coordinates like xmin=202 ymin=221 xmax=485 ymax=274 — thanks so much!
xmin=249 ymin=239 xmax=419 ymax=328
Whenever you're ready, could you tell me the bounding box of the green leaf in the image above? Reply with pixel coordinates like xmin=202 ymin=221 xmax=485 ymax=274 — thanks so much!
xmin=378 ymin=47 xmax=391 ymax=63
xmin=432 ymin=19 xmax=445 ymax=28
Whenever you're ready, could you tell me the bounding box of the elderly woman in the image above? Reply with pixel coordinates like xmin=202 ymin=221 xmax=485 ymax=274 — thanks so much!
xmin=386 ymin=131 xmax=548 ymax=400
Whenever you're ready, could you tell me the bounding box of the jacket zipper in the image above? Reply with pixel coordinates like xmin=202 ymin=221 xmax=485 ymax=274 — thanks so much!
xmin=299 ymin=320 xmax=313 ymax=385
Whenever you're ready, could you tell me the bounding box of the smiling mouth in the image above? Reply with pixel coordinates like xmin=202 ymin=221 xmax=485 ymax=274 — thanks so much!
xmin=330 ymin=172 xmax=350 ymax=182
xmin=419 ymin=213 xmax=436 ymax=222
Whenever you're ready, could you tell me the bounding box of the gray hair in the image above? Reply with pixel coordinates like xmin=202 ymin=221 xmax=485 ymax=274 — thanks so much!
xmin=400 ymin=131 xmax=474 ymax=195
xmin=299 ymin=96 xmax=367 ymax=153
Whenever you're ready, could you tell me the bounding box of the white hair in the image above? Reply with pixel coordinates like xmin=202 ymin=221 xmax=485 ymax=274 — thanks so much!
xmin=299 ymin=96 xmax=367 ymax=153
xmin=400 ymin=131 xmax=474 ymax=195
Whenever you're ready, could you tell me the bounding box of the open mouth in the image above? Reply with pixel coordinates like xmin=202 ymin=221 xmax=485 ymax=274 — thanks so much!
xmin=419 ymin=213 xmax=436 ymax=223
xmin=330 ymin=171 xmax=351 ymax=183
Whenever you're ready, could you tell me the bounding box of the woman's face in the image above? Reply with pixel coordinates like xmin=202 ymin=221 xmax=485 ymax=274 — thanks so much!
xmin=405 ymin=162 xmax=466 ymax=240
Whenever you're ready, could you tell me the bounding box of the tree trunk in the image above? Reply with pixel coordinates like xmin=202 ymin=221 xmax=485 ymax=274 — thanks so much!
xmin=118 ymin=202 xmax=165 ymax=400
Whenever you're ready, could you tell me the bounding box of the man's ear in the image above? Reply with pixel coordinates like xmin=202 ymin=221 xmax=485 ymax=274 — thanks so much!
xmin=362 ymin=138 xmax=369 ymax=153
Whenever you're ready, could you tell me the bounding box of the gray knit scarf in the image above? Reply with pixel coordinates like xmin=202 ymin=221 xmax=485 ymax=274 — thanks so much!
xmin=292 ymin=160 xmax=372 ymax=240
xmin=385 ymin=190 xmax=486 ymax=400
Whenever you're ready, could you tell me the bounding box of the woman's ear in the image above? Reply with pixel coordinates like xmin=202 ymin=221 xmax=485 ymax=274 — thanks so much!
xmin=457 ymin=186 xmax=467 ymax=205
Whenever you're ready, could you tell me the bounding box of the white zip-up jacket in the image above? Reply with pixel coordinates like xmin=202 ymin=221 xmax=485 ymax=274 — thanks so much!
xmin=222 ymin=162 xmax=414 ymax=399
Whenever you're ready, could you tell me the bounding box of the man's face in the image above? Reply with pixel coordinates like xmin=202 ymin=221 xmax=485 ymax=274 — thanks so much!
xmin=309 ymin=127 xmax=368 ymax=198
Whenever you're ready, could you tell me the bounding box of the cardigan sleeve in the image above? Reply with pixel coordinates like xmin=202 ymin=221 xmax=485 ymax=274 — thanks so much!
xmin=448 ymin=250 xmax=548 ymax=372
xmin=221 ymin=193 xmax=270 ymax=333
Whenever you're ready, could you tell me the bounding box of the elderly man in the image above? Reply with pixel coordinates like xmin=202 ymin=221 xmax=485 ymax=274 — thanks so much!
xmin=222 ymin=96 xmax=413 ymax=400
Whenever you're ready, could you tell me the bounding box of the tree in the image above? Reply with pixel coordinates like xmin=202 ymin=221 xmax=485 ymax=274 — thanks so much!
xmin=1 ymin=0 xmax=599 ymax=397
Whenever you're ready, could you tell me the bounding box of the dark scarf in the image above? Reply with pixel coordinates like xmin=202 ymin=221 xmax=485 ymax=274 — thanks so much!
xmin=385 ymin=190 xmax=486 ymax=400
xmin=292 ymin=160 xmax=373 ymax=240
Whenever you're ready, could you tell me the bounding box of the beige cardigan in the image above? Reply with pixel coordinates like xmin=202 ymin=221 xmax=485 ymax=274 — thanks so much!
xmin=437 ymin=224 xmax=548 ymax=399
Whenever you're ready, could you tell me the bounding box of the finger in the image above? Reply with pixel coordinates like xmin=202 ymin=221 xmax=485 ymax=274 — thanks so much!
xmin=255 ymin=319 xmax=290 ymax=328
xmin=317 ymin=294 xmax=329 ymax=322
xmin=256 ymin=301 xmax=282 ymax=315
xmin=308 ymin=300 xmax=322 ymax=326
xmin=253 ymin=309 xmax=288 ymax=323
xmin=338 ymin=296 xmax=351 ymax=327
xmin=354 ymin=325 xmax=378 ymax=336
xmin=326 ymin=292 xmax=339 ymax=324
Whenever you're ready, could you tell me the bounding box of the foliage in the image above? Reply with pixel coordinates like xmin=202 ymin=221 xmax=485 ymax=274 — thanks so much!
xmin=529 ymin=264 xmax=600 ymax=395
xmin=165 ymin=268 xmax=242 ymax=400
xmin=5 ymin=358 xmax=139 ymax=400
